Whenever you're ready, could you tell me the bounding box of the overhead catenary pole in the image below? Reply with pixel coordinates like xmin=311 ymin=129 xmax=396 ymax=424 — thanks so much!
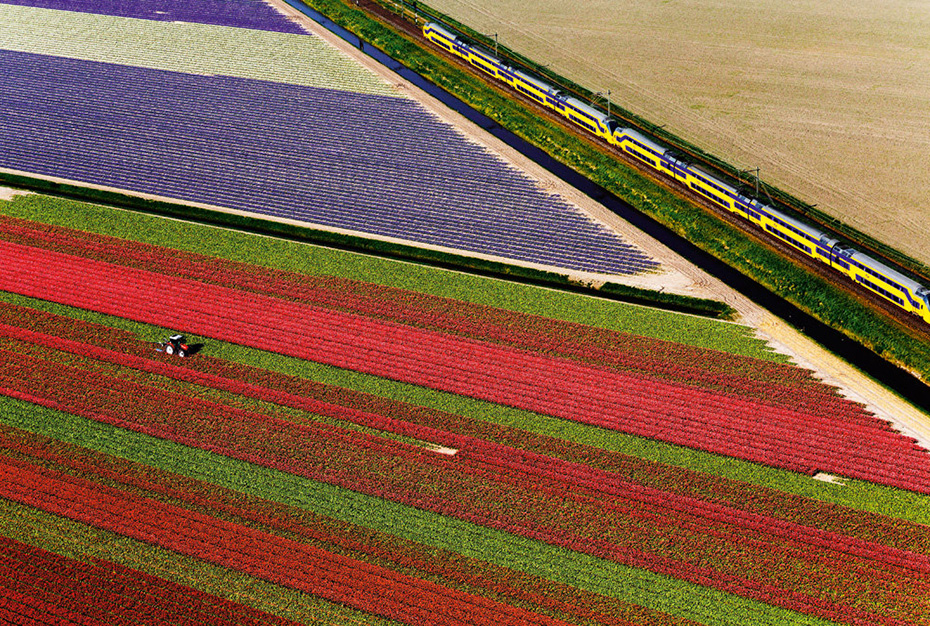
xmin=741 ymin=167 xmax=760 ymax=197
xmin=595 ymin=90 xmax=612 ymax=118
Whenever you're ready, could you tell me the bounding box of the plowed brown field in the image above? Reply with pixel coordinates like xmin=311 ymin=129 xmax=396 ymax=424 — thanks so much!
xmin=421 ymin=0 xmax=930 ymax=267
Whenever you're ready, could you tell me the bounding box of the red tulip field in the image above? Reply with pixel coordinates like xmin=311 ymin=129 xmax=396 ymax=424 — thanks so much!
xmin=1 ymin=213 xmax=929 ymax=625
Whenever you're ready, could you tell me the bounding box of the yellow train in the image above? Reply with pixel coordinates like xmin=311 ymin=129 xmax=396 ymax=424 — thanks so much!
xmin=423 ymin=22 xmax=930 ymax=324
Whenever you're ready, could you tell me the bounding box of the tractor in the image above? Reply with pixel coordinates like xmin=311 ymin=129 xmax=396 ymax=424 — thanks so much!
xmin=157 ymin=334 xmax=190 ymax=357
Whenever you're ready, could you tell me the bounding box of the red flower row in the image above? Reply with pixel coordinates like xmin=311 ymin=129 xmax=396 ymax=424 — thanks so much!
xmin=0 ymin=240 xmax=925 ymax=494
xmin=6 ymin=300 xmax=911 ymax=550
xmin=0 ymin=457 xmax=570 ymax=626
xmin=0 ymin=535 xmax=299 ymax=626
xmin=0 ymin=424 xmax=657 ymax=626
xmin=0 ymin=215 xmax=840 ymax=403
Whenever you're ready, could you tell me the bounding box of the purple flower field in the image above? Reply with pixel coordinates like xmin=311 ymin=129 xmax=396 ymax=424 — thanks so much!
xmin=0 ymin=0 xmax=307 ymax=33
xmin=0 ymin=50 xmax=658 ymax=275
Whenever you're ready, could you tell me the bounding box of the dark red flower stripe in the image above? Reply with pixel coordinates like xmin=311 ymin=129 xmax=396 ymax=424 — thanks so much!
xmin=0 ymin=585 xmax=99 ymax=626
xmin=0 ymin=562 xmax=191 ymax=626
xmin=9 ymin=302 xmax=918 ymax=550
xmin=0 ymin=241 xmax=872 ymax=446
xmin=0 ymin=457 xmax=571 ymax=626
xmin=1 ymin=350 xmax=927 ymax=625
xmin=0 ymin=535 xmax=301 ymax=626
xmin=0 ymin=427 xmax=661 ymax=626
xmin=0 ymin=300 xmax=140 ymax=351
xmin=0 ymin=240 xmax=926 ymax=492
xmin=0 ymin=216 xmax=842 ymax=403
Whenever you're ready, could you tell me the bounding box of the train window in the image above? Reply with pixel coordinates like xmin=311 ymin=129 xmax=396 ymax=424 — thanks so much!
xmin=579 ymin=119 xmax=596 ymax=131
xmin=858 ymin=265 xmax=903 ymax=293
xmin=626 ymin=147 xmax=657 ymax=167
xmin=857 ymin=276 xmax=902 ymax=305
xmin=473 ymin=60 xmax=496 ymax=73
xmin=766 ymin=225 xmax=811 ymax=253
xmin=692 ymin=183 xmax=729 ymax=207
xmin=517 ymin=85 xmax=544 ymax=103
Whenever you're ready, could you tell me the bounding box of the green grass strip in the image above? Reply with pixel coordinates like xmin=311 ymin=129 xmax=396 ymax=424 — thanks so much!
xmin=0 ymin=193 xmax=776 ymax=361
xmin=0 ymin=4 xmax=400 ymax=97
xmin=0 ymin=499 xmax=405 ymax=626
xmin=1 ymin=289 xmax=927 ymax=522
xmin=0 ymin=398 xmax=838 ymax=626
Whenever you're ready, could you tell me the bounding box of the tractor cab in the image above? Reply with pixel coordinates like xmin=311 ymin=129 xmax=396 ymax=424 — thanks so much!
xmin=158 ymin=334 xmax=190 ymax=357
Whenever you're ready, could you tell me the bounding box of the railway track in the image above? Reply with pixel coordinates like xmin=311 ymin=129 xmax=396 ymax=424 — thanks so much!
xmin=349 ymin=0 xmax=930 ymax=343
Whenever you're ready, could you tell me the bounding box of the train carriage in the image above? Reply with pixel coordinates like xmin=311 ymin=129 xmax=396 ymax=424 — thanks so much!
xmin=834 ymin=248 xmax=930 ymax=320
xmin=421 ymin=21 xmax=930 ymax=327
xmin=422 ymin=22 xmax=465 ymax=57
xmin=558 ymin=96 xmax=616 ymax=141
xmin=612 ymin=128 xmax=670 ymax=174
xmin=510 ymin=68 xmax=563 ymax=109
xmin=755 ymin=205 xmax=836 ymax=264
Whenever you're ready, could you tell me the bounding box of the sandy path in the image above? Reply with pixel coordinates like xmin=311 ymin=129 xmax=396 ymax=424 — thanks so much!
xmin=0 ymin=187 xmax=29 ymax=202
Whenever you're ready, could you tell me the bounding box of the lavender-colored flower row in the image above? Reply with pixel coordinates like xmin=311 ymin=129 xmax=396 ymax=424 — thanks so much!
xmin=0 ymin=50 xmax=659 ymax=275
xmin=0 ymin=0 xmax=308 ymax=34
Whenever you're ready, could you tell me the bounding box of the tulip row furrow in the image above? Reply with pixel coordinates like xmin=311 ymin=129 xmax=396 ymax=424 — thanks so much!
xmin=0 ymin=239 xmax=892 ymax=433
xmin=0 ymin=425 xmax=662 ymax=626
xmin=0 ymin=240 xmax=893 ymax=441
xmin=0 ymin=548 xmax=294 ymax=626
xmin=0 ymin=215 xmax=840 ymax=405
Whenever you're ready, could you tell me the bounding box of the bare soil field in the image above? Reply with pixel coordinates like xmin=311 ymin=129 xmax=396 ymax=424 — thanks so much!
xmin=420 ymin=0 xmax=930 ymax=267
